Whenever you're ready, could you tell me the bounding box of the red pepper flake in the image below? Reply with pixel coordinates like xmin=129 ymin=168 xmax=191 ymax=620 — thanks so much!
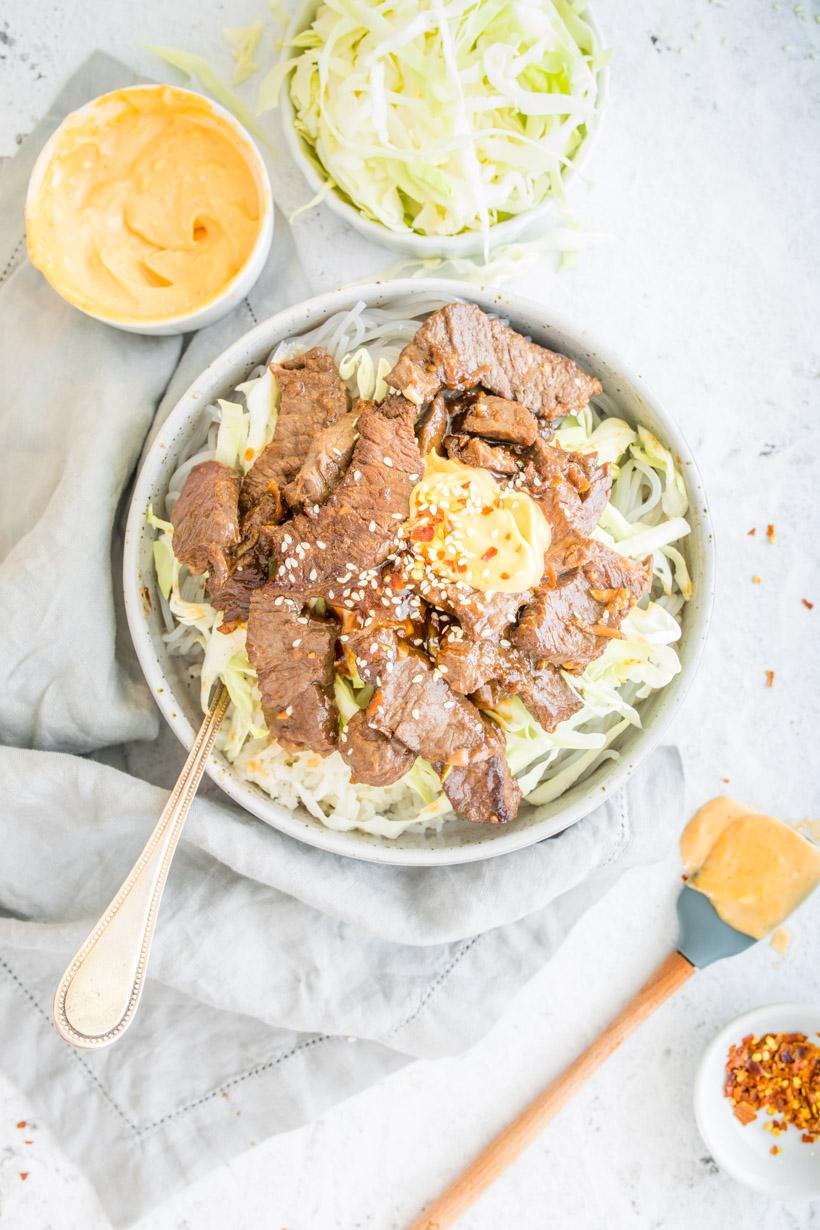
xmin=770 ymin=1144 xmax=781 ymax=1156
xmin=767 ymin=523 xmax=775 ymax=542
xmin=15 ymin=1121 xmax=26 ymax=1129
xmin=765 ymin=670 xmax=775 ymax=688
xmin=752 ymin=575 xmax=761 ymax=584
xmin=802 ymin=598 xmax=814 ymax=610
xmin=747 ymin=527 xmax=757 ymax=536
xmin=243 ymin=447 xmax=255 ymax=462
xmin=499 ymin=571 xmax=510 ymax=580
xmin=722 ymin=777 xmax=730 ymax=784
xmin=19 ymin=1172 xmax=29 ymax=1182
xmin=481 ymin=546 xmax=498 ymax=561
xmin=410 ymin=523 xmax=435 ymax=543
xmin=24 ymin=1139 xmax=33 ymax=1145
xmin=481 ymin=505 xmax=493 ymax=516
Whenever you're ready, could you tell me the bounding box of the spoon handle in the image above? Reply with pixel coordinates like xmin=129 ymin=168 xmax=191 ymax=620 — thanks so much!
xmin=53 ymin=684 xmax=230 ymax=1050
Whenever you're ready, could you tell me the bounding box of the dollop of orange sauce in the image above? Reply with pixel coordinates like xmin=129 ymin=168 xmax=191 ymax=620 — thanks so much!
xmin=680 ymin=796 xmax=820 ymax=939
xmin=26 ymin=86 xmax=264 ymax=322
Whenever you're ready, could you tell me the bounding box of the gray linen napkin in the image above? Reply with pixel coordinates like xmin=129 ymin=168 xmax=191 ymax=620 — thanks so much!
xmin=0 ymin=54 xmax=685 ymax=1226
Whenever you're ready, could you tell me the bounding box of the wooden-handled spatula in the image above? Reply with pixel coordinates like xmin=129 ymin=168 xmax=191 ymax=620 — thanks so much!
xmin=406 ymin=886 xmax=756 ymax=1230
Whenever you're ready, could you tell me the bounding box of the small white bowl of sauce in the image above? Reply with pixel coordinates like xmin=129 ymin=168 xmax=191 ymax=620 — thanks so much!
xmin=694 ymin=1002 xmax=820 ymax=1199
xmin=25 ymin=84 xmax=273 ymax=335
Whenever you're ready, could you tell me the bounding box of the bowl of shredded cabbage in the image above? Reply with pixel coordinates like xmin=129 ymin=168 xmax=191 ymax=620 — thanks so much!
xmin=268 ymin=0 xmax=609 ymax=257
xmin=124 ymin=279 xmax=713 ymax=866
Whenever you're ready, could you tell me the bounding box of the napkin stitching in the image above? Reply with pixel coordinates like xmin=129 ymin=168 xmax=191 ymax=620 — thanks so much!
xmin=380 ymin=935 xmax=480 ymax=1040
xmin=0 ymin=956 xmax=140 ymax=1136
xmin=1 ymin=236 xmax=25 ymax=288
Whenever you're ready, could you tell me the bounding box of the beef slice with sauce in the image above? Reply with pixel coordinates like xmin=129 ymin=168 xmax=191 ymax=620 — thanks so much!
xmin=267 ymin=395 xmax=422 ymax=596
xmin=241 ymin=347 xmax=348 ymax=513
xmin=246 ymin=586 xmax=338 ymax=753
xmin=442 ymin=718 xmax=522 ymax=825
xmin=521 ymin=437 xmax=611 ymax=547
xmin=513 ymin=541 xmax=653 ymax=674
xmin=444 ymin=433 xmax=520 ymax=476
xmin=339 ymin=709 xmax=416 ymax=787
xmin=387 ymin=303 xmax=602 ymax=420
xmin=349 ymin=626 xmax=493 ymax=769
xmin=170 ymin=460 xmax=241 ymax=592
xmin=283 ymin=401 xmax=369 ymax=512
xmin=460 ymin=393 xmax=539 ymax=446
xmin=437 ymin=631 xmax=581 ymax=733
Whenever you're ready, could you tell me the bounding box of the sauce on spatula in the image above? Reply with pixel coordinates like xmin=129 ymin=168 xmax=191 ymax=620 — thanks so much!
xmin=680 ymin=797 xmax=820 ymax=939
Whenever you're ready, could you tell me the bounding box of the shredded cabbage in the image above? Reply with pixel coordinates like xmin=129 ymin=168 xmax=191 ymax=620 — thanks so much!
xmin=223 ymin=21 xmax=265 ymax=85
xmin=260 ymin=0 xmax=605 ymax=240
xmin=148 ymin=45 xmax=269 ymax=143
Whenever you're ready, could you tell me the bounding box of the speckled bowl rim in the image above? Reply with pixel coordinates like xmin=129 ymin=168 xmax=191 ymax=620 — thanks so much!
xmin=123 ymin=278 xmax=715 ymax=866
xmin=279 ymin=0 xmax=610 ymax=259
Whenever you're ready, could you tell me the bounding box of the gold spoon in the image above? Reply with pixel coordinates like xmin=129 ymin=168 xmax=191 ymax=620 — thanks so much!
xmin=53 ymin=684 xmax=230 ymax=1050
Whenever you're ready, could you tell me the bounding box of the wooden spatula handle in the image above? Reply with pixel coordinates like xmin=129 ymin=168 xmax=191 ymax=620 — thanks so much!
xmin=407 ymin=949 xmax=695 ymax=1230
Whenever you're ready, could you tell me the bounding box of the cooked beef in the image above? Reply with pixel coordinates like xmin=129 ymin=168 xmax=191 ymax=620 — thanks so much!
xmin=209 ymin=557 xmax=268 ymax=631
xmin=460 ymin=394 xmax=538 ymax=446
xmin=339 ymin=710 xmax=415 ymax=786
xmin=241 ymin=347 xmax=348 ymax=513
xmin=387 ymin=303 xmax=602 ymax=420
xmin=521 ymin=437 xmax=611 ymax=546
xmin=442 ymin=718 xmax=521 ymax=825
xmin=246 ymin=586 xmax=338 ymax=753
xmin=171 ymin=460 xmax=241 ymax=591
xmin=267 ymin=396 xmax=422 ymax=596
xmin=350 ymin=626 xmax=494 ymax=769
xmin=437 ymin=630 xmax=581 ymax=733
xmin=283 ymin=401 xmax=367 ymax=512
xmin=444 ymin=433 xmax=519 ymax=475
xmin=410 ymin=574 xmax=528 ymax=641
xmin=513 ymin=541 xmax=652 ymax=673
xmin=416 ymin=393 xmax=449 ymax=456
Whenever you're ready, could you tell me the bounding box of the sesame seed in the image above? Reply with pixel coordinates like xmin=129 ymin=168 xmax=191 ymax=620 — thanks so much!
xmin=411 ymin=708 xmax=420 ymax=720
xmin=369 ymin=520 xmax=377 ymax=532
xmin=309 ymin=569 xmax=318 ymax=581
xmin=317 ymin=541 xmax=327 ymax=550
xmin=292 ymin=639 xmax=301 ymax=648
xmin=353 ymin=470 xmax=362 ymax=480
xmin=384 ymin=457 xmax=393 ymax=467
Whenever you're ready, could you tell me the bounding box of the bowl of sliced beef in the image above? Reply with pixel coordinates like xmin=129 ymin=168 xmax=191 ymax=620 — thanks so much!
xmin=124 ymin=281 xmax=714 ymax=866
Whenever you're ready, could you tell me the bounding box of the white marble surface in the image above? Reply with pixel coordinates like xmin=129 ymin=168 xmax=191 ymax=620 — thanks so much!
xmin=1 ymin=1 xmax=819 ymax=1227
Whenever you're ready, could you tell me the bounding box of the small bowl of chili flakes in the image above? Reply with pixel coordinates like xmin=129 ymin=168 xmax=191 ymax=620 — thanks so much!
xmin=694 ymin=1003 xmax=820 ymax=1198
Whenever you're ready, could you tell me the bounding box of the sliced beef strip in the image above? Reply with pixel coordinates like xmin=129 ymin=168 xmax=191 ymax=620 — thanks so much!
xmin=267 ymin=396 xmax=423 ymax=597
xmin=513 ymin=541 xmax=652 ymax=674
xmin=409 ymin=572 xmax=529 ymax=640
xmin=170 ymin=460 xmax=240 ymax=592
xmin=283 ymin=399 xmax=370 ymax=513
xmin=246 ymin=585 xmax=338 ymax=753
xmin=444 ymin=433 xmax=519 ymax=476
xmin=460 ymin=393 xmax=538 ymax=446
xmin=349 ymin=626 xmax=493 ymax=768
xmin=339 ymin=709 xmax=416 ymax=787
xmin=521 ymin=437 xmax=611 ymax=547
xmin=416 ymin=393 xmax=449 ymax=456
xmin=241 ymin=347 xmax=348 ymax=513
xmin=387 ymin=303 xmax=602 ymax=420
xmin=437 ymin=631 xmax=581 ymax=733
xmin=209 ymin=557 xmax=268 ymax=631
xmin=442 ymin=719 xmax=521 ymax=825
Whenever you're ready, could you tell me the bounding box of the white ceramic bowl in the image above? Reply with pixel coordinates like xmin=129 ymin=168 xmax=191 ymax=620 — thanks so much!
xmin=280 ymin=2 xmax=609 ymax=259
xmin=123 ymin=278 xmax=714 ymax=866
xmin=694 ymin=1002 xmax=820 ymax=1199
xmin=25 ymin=85 xmax=274 ymax=336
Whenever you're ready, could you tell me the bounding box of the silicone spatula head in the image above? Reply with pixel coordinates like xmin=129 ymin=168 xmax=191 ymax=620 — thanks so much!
xmin=676 ymin=885 xmax=757 ymax=968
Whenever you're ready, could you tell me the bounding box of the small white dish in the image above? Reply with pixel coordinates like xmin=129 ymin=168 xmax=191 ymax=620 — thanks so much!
xmin=694 ymin=1002 xmax=820 ymax=1199
xmin=25 ymin=85 xmax=274 ymax=336
xmin=280 ymin=0 xmax=609 ymax=259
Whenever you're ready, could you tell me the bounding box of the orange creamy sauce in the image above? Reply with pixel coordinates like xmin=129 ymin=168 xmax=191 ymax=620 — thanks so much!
xmin=26 ymin=86 xmax=263 ymax=322
xmin=680 ymin=797 xmax=820 ymax=939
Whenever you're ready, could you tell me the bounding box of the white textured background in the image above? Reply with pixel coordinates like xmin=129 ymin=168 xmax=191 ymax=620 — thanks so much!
xmin=1 ymin=1 xmax=819 ymax=1227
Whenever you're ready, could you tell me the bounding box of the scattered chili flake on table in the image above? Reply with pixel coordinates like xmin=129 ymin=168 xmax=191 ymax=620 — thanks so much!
xmin=19 ymin=1172 xmax=29 ymax=1182
xmin=724 ymin=1032 xmax=820 ymax=1143
xmin=765 ymin=670 xmax=775 ymax=688
xmin=752 ymin=575 xmax=762 ymax=584
xmin=747 ymin=527 xmax=757 ymax=536
xmin=767 ymin=524 xmax=775 ymax=542
xmin=802 ymin=598 xmax=814 ymax=610
xmin=15 ymin=1120 xmax=26 ymax=1129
